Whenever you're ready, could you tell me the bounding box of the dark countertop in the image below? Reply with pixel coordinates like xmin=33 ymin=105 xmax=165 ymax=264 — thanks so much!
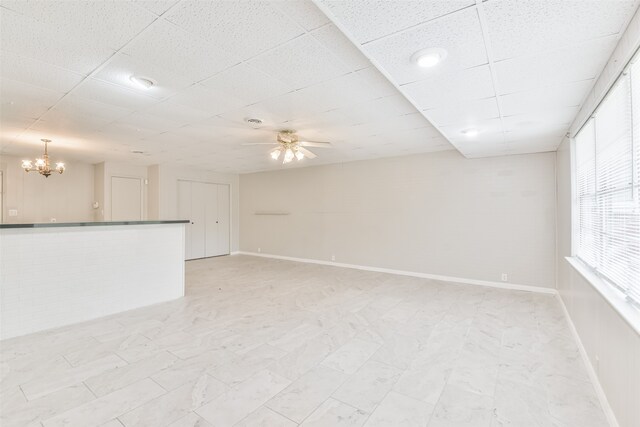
xmin=0 ymin=220 xmax=190 ymax=229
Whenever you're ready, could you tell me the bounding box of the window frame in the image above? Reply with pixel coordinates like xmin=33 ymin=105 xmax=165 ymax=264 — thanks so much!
xmin=569 ymin=49 xmax=640 ymax=334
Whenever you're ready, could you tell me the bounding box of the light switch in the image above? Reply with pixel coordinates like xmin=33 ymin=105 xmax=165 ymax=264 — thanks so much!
xmin=8 ymin=209 xmax=17 ymax=217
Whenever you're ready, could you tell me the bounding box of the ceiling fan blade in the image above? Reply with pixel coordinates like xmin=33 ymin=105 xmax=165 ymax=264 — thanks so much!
xmin=297 ymin=146 xmax=317 ymax=159
xmin=241 ymin=142 xmax=278 ymax=146
xmin=299 ymin=141 xmax=332 ymax=148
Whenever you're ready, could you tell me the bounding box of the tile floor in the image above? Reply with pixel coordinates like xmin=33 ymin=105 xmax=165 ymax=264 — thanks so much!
xmin=0 ymin=255 xmax=608 ymax=427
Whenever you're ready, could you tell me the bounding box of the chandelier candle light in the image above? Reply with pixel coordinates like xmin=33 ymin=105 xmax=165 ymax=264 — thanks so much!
xmin=21 ymin=139 xmax=66 ymax=177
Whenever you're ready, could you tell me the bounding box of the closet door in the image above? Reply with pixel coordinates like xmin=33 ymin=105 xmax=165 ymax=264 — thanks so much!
xmin=177 ymin=180 xmax=192 ymax=260
xmin=204 ymin=183 xmax=219 ymax=257
xmin=190 ymin=182 xmax=207 ymax=259
xmin=217 ymin=184 xmax=230 ymax=255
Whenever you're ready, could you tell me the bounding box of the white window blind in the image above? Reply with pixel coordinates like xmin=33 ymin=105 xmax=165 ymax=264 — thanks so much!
xmin=575 ymin=60 xmax=640 ymax=307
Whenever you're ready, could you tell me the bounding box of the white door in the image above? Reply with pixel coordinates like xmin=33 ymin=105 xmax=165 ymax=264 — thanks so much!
xmin=204 ymin=183 xmax=219 ymax=257
xmin=111 ymin=176 xmax=142 ymax=221
xmin=177 ymin=180 xmax=193 ymax=260
xmin=217 ymin=184 xmax=230 ymax=256
xmin=190 ymin=182 xmax=207 ymax=259
xmin=178 ymin=180 xmax=230 ymax=260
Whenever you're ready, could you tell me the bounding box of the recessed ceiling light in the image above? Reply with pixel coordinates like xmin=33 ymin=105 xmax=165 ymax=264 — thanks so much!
xmin=411 ymin=48 xmax=447 ymax=68
xmin=462 ymin=128 xmax=479 ymax=138
xmin=129 ymin=75 xmax=155 ymax=90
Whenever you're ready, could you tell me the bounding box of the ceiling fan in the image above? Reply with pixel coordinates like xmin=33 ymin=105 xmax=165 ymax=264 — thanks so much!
xmin=242 ymin=130 xmax=332 ymax=164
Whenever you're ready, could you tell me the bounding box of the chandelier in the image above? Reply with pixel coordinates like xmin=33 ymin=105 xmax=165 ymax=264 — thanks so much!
xmin=21 ymin=139 xmax=65 ymax=177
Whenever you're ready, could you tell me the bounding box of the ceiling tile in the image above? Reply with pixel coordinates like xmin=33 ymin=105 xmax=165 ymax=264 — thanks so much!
xmin=483 ymin=0 xmax=639 ymax=61
xmin=201 ymin=62 xmax=294 ymax=107
xmin=501 ymin=107 xmax=579 ymax=132
xmin=494 ymin=36 xmax=619 ymax=95
xmin=0 ymin=8 xmax=116 ymax=75
xmin=320 ymin=0 xmax=475 ymax=43
xmin=424 ymin=97 xmax=500 ymax=127
xmin=122 ymin=19 xmax=240 ymax=84
xmin=37 ymin=95 xmax=133 ymax=126
xmin=270 ymin=0 xmax=330 ymax=31
xmin=362 ymin=8 xmax=488 ymax=85
xmin=311 ymin=24 xmax=371 ymax=72
xmin=402 ymin=65 xmax=495 ymax=110
xmin=164 ymin=1 xmax=304 ymax=61
xmin=1 ymin=0 xmax=157 ymax=50
xmin=132 ymin=0 xmax=178 ymax=16
xmin=141 ymin=101 xmax=215 ymax=127
xmin=0 ymin=50 xmax=85 ymax=94
xmin=168 ymin=84 xmax=247 ymax=116
xmin=115 ymin=111 xmax=184 ymax=133
xmin=503 ymin=138 xmax=562 ymax=155
xmin=0 ymin=79 xmax=66 ymax=121
xmin=500 ymin=79 xmax=594 ymax=117
xmin=247 ymin=34 xmax=352 ymax=90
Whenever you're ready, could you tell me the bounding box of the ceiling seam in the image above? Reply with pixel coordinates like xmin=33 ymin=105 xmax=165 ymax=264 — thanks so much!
xmin=474 ymin=0 xmax=509 ymax=153
xmin=359 ymin=3 xmax=478 ymax=46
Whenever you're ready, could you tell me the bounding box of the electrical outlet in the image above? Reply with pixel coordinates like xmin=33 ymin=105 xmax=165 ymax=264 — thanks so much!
xmin=50 ymin=218 xmax=56 ymax=223
xmin=8 ymin=209 xmax=17 ymax=217
xmin=257 ymin=247 xmax=261 ymax=253
xmin=501 ymin=273 xmax=508 ymax=282
xmin=331 ymin=254 xmax=335 ymax=261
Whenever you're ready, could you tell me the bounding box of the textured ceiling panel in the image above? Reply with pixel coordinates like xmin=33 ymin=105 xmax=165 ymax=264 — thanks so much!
xmin=164 ymin=0 xmax=304 ymax=61
xmin=247 ymin=35 xmax=352 ymax=90
xmin=311 ymin=24 xmax=371 ymax=72
xmin=402 ymin=65 xmax=495 ymax=110
xmin=494 ymin=36 xmax=619 ymax=95
xmin=0 ymin=50 xmax=85 ymax=94
xmin=1 ymin=0 xmax=157 ymax=50
xmin=0 ymin=7 xmax=116 ymax=75
xmin=483 ymin=0 xmax=638 ymax=61
xmin=321 ymin=0 xmax=475 ymax=43
xmin=270 ymin=0 xmax=330 ymax=31
xmin=122 ymin=19 xmax=240 ymax=83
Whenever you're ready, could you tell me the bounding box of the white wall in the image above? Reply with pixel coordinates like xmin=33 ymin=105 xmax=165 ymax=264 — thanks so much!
xmin=240 ymin=150 xmax=557 ymax=288
xmin=150 ymin=165 xmax=240 ymax=253
xmin=556 ymin=140 xmax=640 ymax=427
xmin=0 ymin=154 xmax=94 ymax=223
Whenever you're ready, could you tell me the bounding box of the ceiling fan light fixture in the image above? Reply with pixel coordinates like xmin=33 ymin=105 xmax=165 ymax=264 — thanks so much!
xmin=283 ymin=148 xmax=295 ymax=163
xmin=270 ymin=148 xmax=281 ymax=160
xmin=412 ymin=48 xmax=447 ymax=68
xmin=295 ymin=150 xmax=304 ymax=160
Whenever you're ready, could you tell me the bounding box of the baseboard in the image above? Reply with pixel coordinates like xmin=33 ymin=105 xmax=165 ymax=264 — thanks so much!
xmin=555 ymin=293 xmax=619 ymax=427
xmin=230 ymin=251 xmax=241 ymax=256
xmin=235 ymin=251 xmax=557 ymax=295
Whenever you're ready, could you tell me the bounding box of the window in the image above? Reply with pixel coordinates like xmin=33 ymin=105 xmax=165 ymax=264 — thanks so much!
xmin=574 ymin=56 xmax=640 ymax=308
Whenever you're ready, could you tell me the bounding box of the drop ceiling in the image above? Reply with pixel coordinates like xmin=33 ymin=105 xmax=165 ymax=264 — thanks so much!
xmin=0 ymin=0 xmax=637 ymax=173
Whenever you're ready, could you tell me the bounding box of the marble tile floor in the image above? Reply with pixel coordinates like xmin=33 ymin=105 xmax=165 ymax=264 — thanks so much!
xmin=0 ymin=255 xmax=608 ymax=427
